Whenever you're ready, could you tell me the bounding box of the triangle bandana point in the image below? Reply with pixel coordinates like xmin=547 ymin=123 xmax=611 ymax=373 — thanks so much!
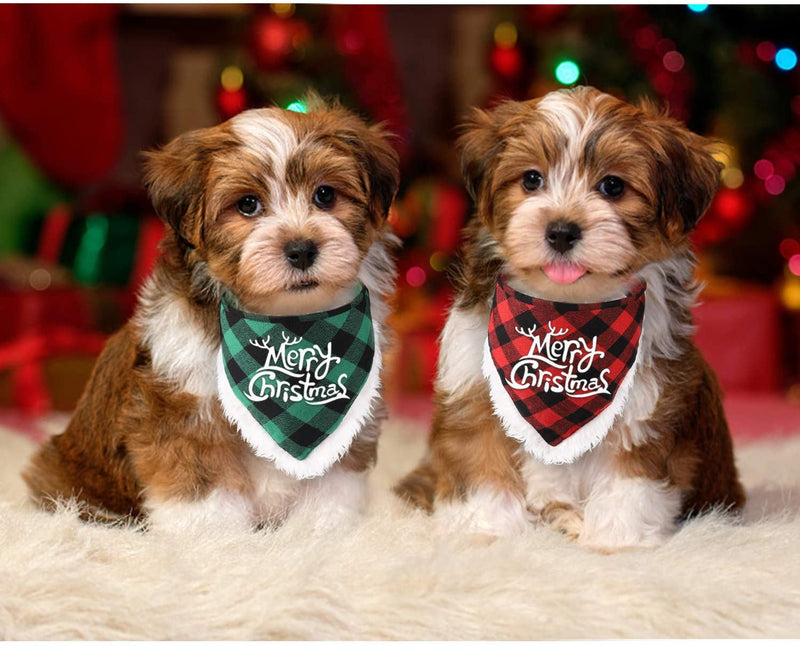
xmin=217 ymin=285 xmax=381 ymax=479
xmin=483 ymin=277 xmax=646 ymax=464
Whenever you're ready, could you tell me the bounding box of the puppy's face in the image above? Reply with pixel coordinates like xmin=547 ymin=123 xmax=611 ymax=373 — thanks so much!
xmin=458 ymin=87 xmax=720 ymax=302
xmin=144 ymin=102 xmax=399 ymax=314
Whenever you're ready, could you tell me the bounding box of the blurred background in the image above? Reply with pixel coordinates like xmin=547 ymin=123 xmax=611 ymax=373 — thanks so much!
xmin=1 ymin=3 xmax=799 ymax=440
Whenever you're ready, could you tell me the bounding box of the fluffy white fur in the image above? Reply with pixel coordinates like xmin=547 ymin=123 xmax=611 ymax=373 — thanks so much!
xmin=435 ymin=305 xmax=488 ymax=398
xmin=231 ymin=111 xmax=297 ymax=195
xmin=435 ymin=485 xmax=532 ymax=537
xmin=135 ymin=276 xmax=220 ymax=399
xmin=145 ymin=487 xmax=254 ymax=534
xmin=2 ymin=417 xmax=800 ymax=639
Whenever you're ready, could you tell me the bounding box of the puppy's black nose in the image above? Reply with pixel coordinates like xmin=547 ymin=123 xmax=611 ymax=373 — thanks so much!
xmin=284 ymin=239 xmax=318 ymax=271
xmin=545 ymin=221 xmax=582 ymax=254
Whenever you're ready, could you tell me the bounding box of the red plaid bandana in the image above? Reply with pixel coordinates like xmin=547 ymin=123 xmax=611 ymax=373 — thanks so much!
xmin=483 ymin=277 xmax=646 ymax=464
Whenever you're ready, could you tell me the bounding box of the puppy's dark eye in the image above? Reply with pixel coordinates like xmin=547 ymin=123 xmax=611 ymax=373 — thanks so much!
xmin=522 ymin=170 xmax=544 ymax=192
xmin=313 ymin=185 xmax=336 ymax=209
xmin=598 ymin=176 xmax=625 ymax=198
xmin=237 ymin=195 xmax=262 ymax=216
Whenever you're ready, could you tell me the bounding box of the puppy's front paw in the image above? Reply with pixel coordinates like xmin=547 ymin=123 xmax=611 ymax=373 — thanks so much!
xmin=435 ymin=486 xmax=532 ymax=538
xmin=538 ymin=501 xmax=584 ymax=541
xmin=578 ymin=477 xmax=679 ymax=553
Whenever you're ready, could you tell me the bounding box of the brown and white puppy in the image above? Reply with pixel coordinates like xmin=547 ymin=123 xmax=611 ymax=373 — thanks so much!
xmin=396 ymin=86 xmax=744 ymax=552
xmin=23 ymin=99 xmax=399 ymax=532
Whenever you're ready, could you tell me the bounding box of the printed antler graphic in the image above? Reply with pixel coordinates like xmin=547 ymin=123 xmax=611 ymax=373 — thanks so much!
xmin=514 ymin=325 xmax=538 ymax=338
xmin=249 ymin=336 xmax=271 ymax=349
xmin=547 ymin=322 xmax=570 ymax=336
xmin=281 ymin=331 xmax=302 ymax=346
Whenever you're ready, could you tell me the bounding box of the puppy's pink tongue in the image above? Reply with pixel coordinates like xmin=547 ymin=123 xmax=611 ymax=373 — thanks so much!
xmin=542 ymin=262 xmax=587 ymax=284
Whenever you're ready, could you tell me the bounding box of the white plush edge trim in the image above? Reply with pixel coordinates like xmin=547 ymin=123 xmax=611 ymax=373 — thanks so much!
xmin=481 ymin=325 xmax=643 ymax=465
xmin=216 ymin=326 xmax=382 ymax=480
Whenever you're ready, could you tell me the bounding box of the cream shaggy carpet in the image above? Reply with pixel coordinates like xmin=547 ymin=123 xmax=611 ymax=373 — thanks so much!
xmin=2 ymin=416 xmax=800 ymax=640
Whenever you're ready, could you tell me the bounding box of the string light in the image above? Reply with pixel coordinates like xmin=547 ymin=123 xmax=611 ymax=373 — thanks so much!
xmin=555 ymin=60 xmax=580 ymax=85
xmin=775 ymin=47 xmax=798 ymax=71
xmin=286 ymin=100 xmax=307 ymax=113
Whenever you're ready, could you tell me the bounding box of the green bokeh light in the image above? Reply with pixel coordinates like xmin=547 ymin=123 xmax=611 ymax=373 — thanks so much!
xmin=286 ymin=101 xmax=307 ymax=113
xmin=555 ymin=60 xmax=580 ymax=85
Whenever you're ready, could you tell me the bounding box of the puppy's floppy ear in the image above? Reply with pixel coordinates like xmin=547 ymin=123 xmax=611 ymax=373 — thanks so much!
xmin=142 ymin=128 xmax=217 ymax=250
xmin=363 ymin=123 xmax=400 ymax=220
xmin=341 ymin=122 xmax=400 ymax=222
xmin=457 ymin=106 xmax=503 ymax=224
xmin=642 ymin=102 xmax=721 ymax=240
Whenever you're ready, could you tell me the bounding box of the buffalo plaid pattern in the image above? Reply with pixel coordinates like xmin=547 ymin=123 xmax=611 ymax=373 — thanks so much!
xmin=488 ymin=278 xmax=645 ymax=447
xmin=220 ymin=286 xmax=375 ymax=460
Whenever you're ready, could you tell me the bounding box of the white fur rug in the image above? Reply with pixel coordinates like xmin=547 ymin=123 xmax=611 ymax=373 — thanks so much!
xmin=2 ymin=416 xmax=800 ymax=639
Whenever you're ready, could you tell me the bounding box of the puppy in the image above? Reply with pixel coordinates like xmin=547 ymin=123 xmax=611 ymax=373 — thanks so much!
xmin=23 ymin=98 xmax=400 ymax=532
xmin=396 ymin=86 xmax=744 ymax=552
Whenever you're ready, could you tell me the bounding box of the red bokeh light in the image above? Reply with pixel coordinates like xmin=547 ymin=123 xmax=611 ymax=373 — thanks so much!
xmin=490 ymin=45 xmax=523 ymax=79
xmin=756 ymin=41 xmax=777 ymax=62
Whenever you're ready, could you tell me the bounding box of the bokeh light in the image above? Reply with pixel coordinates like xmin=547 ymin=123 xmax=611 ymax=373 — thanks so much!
xmin=721 ymin=167 xmax=744 ymax=189
xmin=780 ymin=238 xmax=800 ymax=260
xmin=775 ymin=47 xmax=798 ymax=71
xmin=406 ymin=266 xmax=426 ymax=287
xmin=662 ymin=51 xmax=685 ymax=72
xmin=687 ymin=4 xmax=709 ymax=12
xmin=494 ymin=21 xmax=517 ymax=48
xmin=271 ymin=3 xmax=295 ymax=18
xmin=789 ymin=254 xmax=800 ymax=277
xmin=221 ymin=66 xmax=244 ymax=92
xmin=754 ymin=159 xmax=774 ymax=179
xmin=765 ymin=175 xmax=786 ymax=196
xmin=286 ymin=100 xmax=307 ymax=113
xmin=429 ymin=252 xmax=449 ymax=272
xmin=634 ymin=26 xmax=658 ymax=50
xmin=555 ymin=60 xmax=580 ymax=85
xmin=756 ymin=41 xmax=777 ymax=62
xmin=29 ymin=268 xmax=52 ymax=291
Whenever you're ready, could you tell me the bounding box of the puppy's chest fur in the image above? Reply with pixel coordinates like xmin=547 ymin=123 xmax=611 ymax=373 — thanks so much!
xmin=135 ymin=265 xmax=389 ymax=517
xmin=438 ymin=258 xmax=690 ymax=506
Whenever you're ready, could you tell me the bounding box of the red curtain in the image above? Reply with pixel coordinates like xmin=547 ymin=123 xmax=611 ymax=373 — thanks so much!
xmin=0 ymin=5 xmax=123 ymax=187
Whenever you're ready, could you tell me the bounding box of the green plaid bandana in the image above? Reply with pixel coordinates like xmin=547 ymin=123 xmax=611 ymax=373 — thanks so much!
xmin=216 ymin=285 xmax=381 ymax=479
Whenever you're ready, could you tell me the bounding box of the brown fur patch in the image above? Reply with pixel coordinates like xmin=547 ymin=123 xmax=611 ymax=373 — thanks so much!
xmin=397 ymin=383 xmax=525 ymax=508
